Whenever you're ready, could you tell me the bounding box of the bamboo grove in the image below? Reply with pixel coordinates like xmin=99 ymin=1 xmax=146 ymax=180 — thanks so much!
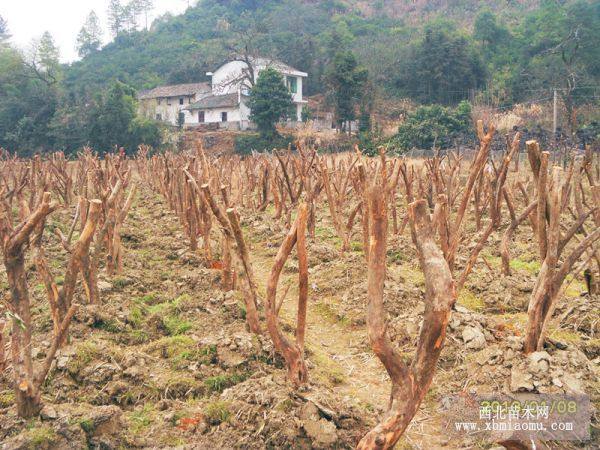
xmin=1 ymin=124 xmax=599 ymax=448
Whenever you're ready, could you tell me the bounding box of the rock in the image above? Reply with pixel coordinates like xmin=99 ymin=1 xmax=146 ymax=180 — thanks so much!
xmin=57 ymin=356 xmax=69 ymax=370
xmin=462 ymin=326 xmax=486 ymax=350
xmin=562 ymin=374 xmax=584 ymax=393
xmin=87 ymin=405 xmax=123 ymax=436
xmin=98 ymin=281 xmax=112 ymax=292
xmin=527 ymin=351 xmax=551 ymax=373
xmin=217 ymin=347 xmax=246 ymax=368
xmin=506 ymin=336 xmax=523 ymax=351
xmin=40 ymin=405 xmax=58 ymax=420
xmin=552 ymin=378 xmax=563 ymax=387
xmin=510 ymin=367 xmax=534 ymax=392
xmin=300 ymin=402 xmax=338 ymax=446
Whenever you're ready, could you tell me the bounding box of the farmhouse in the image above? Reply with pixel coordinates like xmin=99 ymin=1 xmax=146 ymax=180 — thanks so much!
xmin=138 ymin=82 xmax=210 ymax=125
xmin=138 ymin=57 xmax=308 ymax=130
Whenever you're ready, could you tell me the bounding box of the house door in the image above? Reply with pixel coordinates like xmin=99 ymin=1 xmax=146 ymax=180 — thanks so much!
xmin=198 ymin=111 xmax=205 ymax=123
xmin=221 ymin=112 xmax=228 ymax=122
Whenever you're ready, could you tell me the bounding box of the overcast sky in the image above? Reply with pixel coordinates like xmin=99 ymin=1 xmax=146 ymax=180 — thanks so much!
xmin=0 ymin=0 xmax=190 ymax=63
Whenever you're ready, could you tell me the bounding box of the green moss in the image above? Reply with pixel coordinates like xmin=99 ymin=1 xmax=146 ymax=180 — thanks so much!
xmin=306 ymin=344 xmax=347 ymax=386
xmin=0 ymin=390 xmax=15 ymax=408
xmin=313 ymin=301 xmax=350 ymax=327
xmin=510 ymin=259 xmax=541 ymax=273
xmin=548 ymin=329 xmax=581 ymax=344
xmin=457 ymin=290 xmax=485 ymax=312
xmin=204 ymin=401 xmax=231 ymax=425
xmin=351 ymin=241 xmax=363 ymax=252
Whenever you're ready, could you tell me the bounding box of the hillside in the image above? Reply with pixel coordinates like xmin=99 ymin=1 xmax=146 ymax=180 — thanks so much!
xmin=63 ymin=0 xmax=570 ymax=97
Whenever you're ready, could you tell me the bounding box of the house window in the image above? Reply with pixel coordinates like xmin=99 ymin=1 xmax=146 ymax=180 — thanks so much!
xmin=167 ymin=97 xmax=172 ymax=105
xmin=221 ymin=112 xmax=228 ymax=122
xmin=287 ymin=76 xmax=298 ymax=94
xmin=156 ymin=113 xmax=162 ymax=121
xmin=157 ymin=98 xmax=162 ymax=105
xmin=179 ymin=97 xmax=184 ymax=105
xmin=198 ymin=111 xmax=205 ymax=123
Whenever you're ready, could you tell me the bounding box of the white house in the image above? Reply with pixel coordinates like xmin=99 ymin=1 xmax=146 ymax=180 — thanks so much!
xmin=138 ymin=82 xmax=211 ymax=125
xmin=139 ymin=58 xmax=308 ymax=130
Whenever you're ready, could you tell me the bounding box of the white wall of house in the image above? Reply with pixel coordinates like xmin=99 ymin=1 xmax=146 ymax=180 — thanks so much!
xmin=210 ymin=60 xmax=306 ymax=103
xmin=140 ymin=95 xmax=196 ymax=125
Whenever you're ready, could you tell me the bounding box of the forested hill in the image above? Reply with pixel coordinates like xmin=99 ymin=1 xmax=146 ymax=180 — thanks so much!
xmin=64 ymin=0 xmax=593 ymax=104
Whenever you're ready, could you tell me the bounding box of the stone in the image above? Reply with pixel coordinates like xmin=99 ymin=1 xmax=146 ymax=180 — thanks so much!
xmin=510 ymin=367 xmax=534 ymax=392
xmin=300 ymin=402 xmax=337 ymax=446
xmin=562 ymin=374 xmax=584 ymax=393
xmin=552 ymin=378 xmax=563 ymax=387
xmin=57 ymin=356 xmax=69 ymax=370
xmin=98 ymin=281 xmax=112 ymax=292
xmin=527 ymin=351 xmax=551 ymax=373
xmin=462 ymin=326 xmax=486 ymax=350
xmin=40 ymin=405 xmax=58 ymax=420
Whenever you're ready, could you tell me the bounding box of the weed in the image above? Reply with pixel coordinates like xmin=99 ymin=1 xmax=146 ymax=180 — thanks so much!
xmin=203 ymin=372 xmax=248 ymax=393
xmin=0 ymin=390 xmax=15 ymax=408
xmin=509 ymin=259 xmax=541 ymax=274
xmin=204 ymin=401 xmax=231 ymax=425
xmin=129 ymin=404 xmax=154 ymax=434
xmin=457 ymin=290 xmax=485 ymax=312
xmin=163 ymin=315 xmax=192 ymax=336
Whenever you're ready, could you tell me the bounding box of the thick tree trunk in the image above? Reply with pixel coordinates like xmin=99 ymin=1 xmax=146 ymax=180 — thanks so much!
xmin=357 ymin=197 xmax=456 ymax=450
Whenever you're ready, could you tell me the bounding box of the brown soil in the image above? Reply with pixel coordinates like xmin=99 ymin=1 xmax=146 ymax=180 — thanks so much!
xmin=1 ymin=182 xmax=598 ymax=449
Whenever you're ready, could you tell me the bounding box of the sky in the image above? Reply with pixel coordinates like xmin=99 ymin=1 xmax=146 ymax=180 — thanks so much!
xmin=0 ymin=0 xmax=190 ymax=63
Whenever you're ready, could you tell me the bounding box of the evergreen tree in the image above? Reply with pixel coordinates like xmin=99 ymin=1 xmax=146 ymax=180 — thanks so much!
xmin=107 ymin=0 xmax=124 ymax=37
xmin=248 ymin=67 xmax=293 ymax=138
xmin=397 ymin=22 xmax=485 ymax=105
xmin=38 ymin=32 xmax=60 ymax=71
xmin=325 ymin=50 xmax=368 ymax=132
xmin=76 ymin=11 xmax=103 ymax=58
xmin=89 ymin=80 xmax=137 ymax=150
xmin=0 ymin=15 xmax=10 ymax=43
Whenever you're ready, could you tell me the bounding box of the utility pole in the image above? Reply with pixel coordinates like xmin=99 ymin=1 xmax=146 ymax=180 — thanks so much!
xmin=552 ymin=88 xmax=558 ymax=142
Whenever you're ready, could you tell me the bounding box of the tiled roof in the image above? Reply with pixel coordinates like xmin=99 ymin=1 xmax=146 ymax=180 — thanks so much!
xmin=139 ymin=82 xmax=210 ymax=100
xmin=186 ymin=93 xmax=246 ymax=110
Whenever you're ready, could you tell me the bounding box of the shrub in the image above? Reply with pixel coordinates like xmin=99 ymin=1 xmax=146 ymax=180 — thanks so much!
xmin=234 ymin=133 xmax=293 ymax=155
xmin=393 ymin=100 xmax=473 ymax=151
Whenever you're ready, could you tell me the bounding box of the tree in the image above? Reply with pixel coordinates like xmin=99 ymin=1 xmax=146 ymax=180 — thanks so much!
xmin=123 ymin=1 xmax=142 ymax=32
xmin=325 ymin=50 xmax=368 ymax=132
xmin=394 ymin=101 xmax=473 ymax=150
xmin=89 ymin=81 xmax=137 ymax=151
xmin=88 ymin=81 xmax=162 ymax=153
xmin=397 ymin=21 xmax=485 ymax=105
xmin=0 ymin=15 xmax=10 ymax=43
xmin=135 ymin=0 xmax=154 ymax=30
xmin=38 ymin=32 xmax=60 ymax=73
xmin=248 ymin=67 xmax=293 ymax=138
xmin=107 ymin=0 xmax=125 ymax=37
xmin=76 ymin=11 xmax=103 ymax=58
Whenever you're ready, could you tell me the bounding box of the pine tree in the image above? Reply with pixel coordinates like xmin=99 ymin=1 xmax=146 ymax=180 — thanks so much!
xmin=0 ymin=15 xmax=10 ymax=43
xmin=76 ymin=11 xmax=103 ymax=58
xmin=38 ymin=31 xmax=60 ymax=73
xmin=107 ymin=0 xmax=124 ymax=37
xmin=325 ymin=50 xmax=368 ymax=132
